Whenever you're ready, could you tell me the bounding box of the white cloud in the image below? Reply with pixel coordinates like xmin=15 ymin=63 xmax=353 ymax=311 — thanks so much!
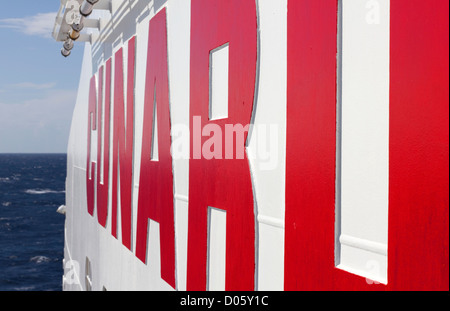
xmin=0 ymin=88 xmax=77 ymax=153
xmin=0 ymin=82 xmax=57 ymax=102
xmin=0 ymin=12 xmax=57 ymax=39
xmin=7 ymin=82 xmax=56 ymax=90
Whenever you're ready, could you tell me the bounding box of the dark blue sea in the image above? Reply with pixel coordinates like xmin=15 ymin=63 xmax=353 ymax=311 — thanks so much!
xmin=0 ymin=154 xmax=66 ymax=291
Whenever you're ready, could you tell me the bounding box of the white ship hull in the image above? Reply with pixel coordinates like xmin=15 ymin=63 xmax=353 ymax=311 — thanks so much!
xmin=54 ymin=0 xmax=449 ymax=291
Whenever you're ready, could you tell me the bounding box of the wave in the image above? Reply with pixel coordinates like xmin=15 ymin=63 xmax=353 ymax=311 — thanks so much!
xmin=0 ymin=175 xmax=20 ymax=183
xmin=12 ymin=286 xmax=37 ymax=291
xmin=2 ymin=202 xmax=11 ymax=207
xmin=29 ymin=256 xmax=51 ymax=264
xmin=25 ymin=189 xmax=65 ymax=195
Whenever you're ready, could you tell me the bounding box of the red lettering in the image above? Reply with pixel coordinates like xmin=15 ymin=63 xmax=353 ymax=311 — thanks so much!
xmin=111 ymin=38 xmax=136 ymax=250
xmin=187 ymin=0 xmax=257 ymax=290
xmin=86 ymin=75 xmax=97 ymax=216
xmin=284 ymin=0 xmax=449 ymax=291
xmin=81 ymin=0 xmax=449 ymax=291
xmin=284 ymin=0 xmax=339 ymax=290
xmin=96 ymin=60 xmax=111 ymax=228
xmin=388 ymin=0 xmax=449 ymax=290
xmin=284 ymin=0 xmax=394 ymax=290
xmin=86 ymin=62 xmax=110 ymax=227
xmin=135 ymin=8 xmax=175 ymax=288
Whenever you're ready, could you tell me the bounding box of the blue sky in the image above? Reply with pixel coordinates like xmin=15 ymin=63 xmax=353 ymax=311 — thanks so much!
xmin=0 ymin=1 xmax=84 ymax=153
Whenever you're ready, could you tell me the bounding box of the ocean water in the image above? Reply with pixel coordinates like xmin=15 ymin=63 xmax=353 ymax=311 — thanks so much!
xmin=0 ymin=154 xmax=66 ymax=291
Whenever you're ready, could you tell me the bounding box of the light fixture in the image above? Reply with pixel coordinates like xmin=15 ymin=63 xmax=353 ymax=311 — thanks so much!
xmin=61 ymin=48 xmax=71 ymax=58
xmin=61 ymin=0 xmax=100 ymax=57
xmin=63 ymin=39 xmax=74 ymax=51
xmin=80 ymin=0 xmax=100 ymax=17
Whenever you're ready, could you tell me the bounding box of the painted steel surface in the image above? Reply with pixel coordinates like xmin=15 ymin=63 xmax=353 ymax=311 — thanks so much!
xmin=62 ymin=0 xmax=449 ymax=291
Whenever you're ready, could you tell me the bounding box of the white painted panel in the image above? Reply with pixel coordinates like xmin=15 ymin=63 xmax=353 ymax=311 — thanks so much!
xmin=151 ymin=101 xmax=159 ymax=161
xmin=257 ymin=222 xmax=284 ymax=290
xmin=90 ymin=114 xmax=98 ymax=172
xmin=207 ymin=207 xmax=227 ymax=291
xmin=146 ymin=219 xmax=161 ymax=273
xmin=132 ymin=9 xmax=151 ymax=263
xmin=337 ymin=0 xmax=390 ymax=284
xmin=209 ymin=44 xmax=229 ymax=120
xmin=167 ymin=0 xmax=191 ymax=291
xmin=247 ymin=0 xmax=287 ymax=291
xmin=174 ymin=199 xmax=189 ymax=291
xmin=167 ymin=0 xmax=190 ymax=199
xmin=65 ymin=42 xmax=92 ymax=291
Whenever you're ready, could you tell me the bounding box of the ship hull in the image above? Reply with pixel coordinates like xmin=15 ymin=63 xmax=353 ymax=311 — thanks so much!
xmin=59 ymin=0 xmax=449 ymax=291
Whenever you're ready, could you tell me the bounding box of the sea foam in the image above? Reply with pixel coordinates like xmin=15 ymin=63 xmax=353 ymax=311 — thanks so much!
xmin=29 ymin=256 xmax=51 ymax=264
xmin=25 ymin=189 xmax=65 ymax=195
